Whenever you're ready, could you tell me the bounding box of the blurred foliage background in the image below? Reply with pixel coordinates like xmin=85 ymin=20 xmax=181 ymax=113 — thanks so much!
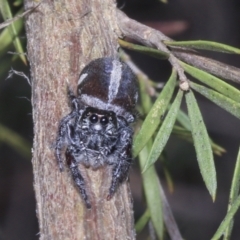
xmin=1 ymin=0 xmax=240 ymax=239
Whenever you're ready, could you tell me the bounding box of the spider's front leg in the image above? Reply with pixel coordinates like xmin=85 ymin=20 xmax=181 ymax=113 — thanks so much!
xmin=55 ymin=88 xmax=79 ymax=171
xmin=107 ymin=118 xmax=133 ymax=200
xmin=66 ymin=149 xmax=91 ymax=208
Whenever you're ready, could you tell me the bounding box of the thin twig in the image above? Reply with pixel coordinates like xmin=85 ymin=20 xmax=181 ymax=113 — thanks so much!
xmin=172 ymin=49 xmax=240 ymax=84
xmin=159 ymin=184 xmax=183 ymax=240
xmin=0 ymin=3 xmax=40 ymax=30
xmin=117 ymin=10 xmax=190 ymax=90
xmin=116 ymin=10 xmax=240 ymax=85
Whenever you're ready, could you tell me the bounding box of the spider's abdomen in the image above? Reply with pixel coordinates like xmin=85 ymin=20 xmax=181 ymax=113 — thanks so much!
xmin=77 ymin=58 xmax=138 ymax=122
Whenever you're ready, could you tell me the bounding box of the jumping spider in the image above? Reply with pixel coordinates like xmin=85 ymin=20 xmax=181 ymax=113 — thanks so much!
xmin=55 ymin=57 xmax=138 ymax=208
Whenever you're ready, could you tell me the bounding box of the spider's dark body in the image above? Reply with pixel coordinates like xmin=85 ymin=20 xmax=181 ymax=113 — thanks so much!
xmin=55 ymin=57 xmax=138 ymax=208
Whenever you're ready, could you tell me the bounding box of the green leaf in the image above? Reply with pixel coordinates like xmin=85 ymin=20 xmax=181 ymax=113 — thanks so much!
xmin=0 ymin=123 xmax=31 ymax=158
xmin=185 ymin=90 xmax=217 ymax=200
xmin=139 ymin=144 xmax=163 ymax=240
xmin=138 ymin=73 xmax=154 ymax=115
xmin=173 ymin=125 xmax=225 ymax=156
xmin=164 ymin=40 xmax=240 ymax=54
xmin=176 ymin=109 xmax=191 ymax=131
xmin=223 ymin=147 xmax=240 ymax=240
xmin=142 ymin=89 xmax=183 ymax=172
xmin=190 ymin=82 xmax=240 ymax=120
xmin=0 ymin=15 xmax=23 ymax=57
xmin=227 ymin=148 xmax=240 ymax=203
xmin=211 ymin=195 xmax=240 ymax=240
xmin=180 ymin=61 xmax=240 ymax=102
xmin=119 ymin=39 xmax=169 ymax=59
xmin=176 ymin=111 xmax=226 ymax=156
xmin=0 ymin=3 xmax=27 ymax=64
xmin=13 ymin=0 xmax=23 ymax=7
xmin=133 ymin=70 xmax=177 ymax=157
xmin=135 ymin=209 xmax=150 ymax=233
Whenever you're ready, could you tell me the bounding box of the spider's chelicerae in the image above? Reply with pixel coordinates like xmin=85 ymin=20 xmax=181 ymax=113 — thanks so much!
xmin=55 ymin=57 xmax=138 ymax=208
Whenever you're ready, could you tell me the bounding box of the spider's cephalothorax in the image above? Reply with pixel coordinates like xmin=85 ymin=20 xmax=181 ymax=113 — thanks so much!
xmin=55 ymin=57 xmax=138 ymax=208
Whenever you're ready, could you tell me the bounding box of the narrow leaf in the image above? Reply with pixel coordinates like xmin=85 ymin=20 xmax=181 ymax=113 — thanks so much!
xmin=13 ymin=0 xmax=22 ymax=7
xmin=190 ymin=82 xmax=240 ymax=120
xmin=0 ymin=123 xmax=31 ymax=158
xmin=224 ymin=147 xmax=240 ymax=240
xmin=119 ymin=39 xmax=169 ymax=59
xmin=139 ymin=144 xmax=163 ymax=240
xmin=176 ymin=109 xmax=191 ymax=131
xmin=185 ymin=90 xmax=217 ymax=200
xmin=211 ymin=195 xmax=240 ymax=240
xmin=180 ymin=61 xmax=240 ymax=102
xmin=173 ymin=126 xmax=225 ymax=156
xmin=133 ymin=70 xmax=177 ymax=157
xmin=176 ymin=110 xmax=226 ymax=156
xmin=0 ymin=16 xmax=23 ymax=56
xmin=228 ymin=147 xmax=240 ymax=205
xmin=0 ymin=3 xmax=27 ymax=64
xmin=135 ymin=209 xmax=150 ymax=233
xmin=0 ymin=5 xmax=36 ymax=30
xmin=138 ymin=72 xmax=154 ymax=115
xmin=165 ymin=40 xmax=240 ymax=54
xmin=143 ymin=90 xmax=183 ymax=172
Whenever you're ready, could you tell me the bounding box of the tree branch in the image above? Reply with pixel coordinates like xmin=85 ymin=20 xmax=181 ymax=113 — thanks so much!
xmin=24 ymin=1 xmax=135 ymax=239
xmin=117 ymin=10 xmax=240 ymax=84
xmin=116 ymin=10 xmax=189 ymax=90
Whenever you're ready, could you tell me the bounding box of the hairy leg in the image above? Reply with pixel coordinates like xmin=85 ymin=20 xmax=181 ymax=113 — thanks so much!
xmin=66 ymin=149 xmax=91 ymax=208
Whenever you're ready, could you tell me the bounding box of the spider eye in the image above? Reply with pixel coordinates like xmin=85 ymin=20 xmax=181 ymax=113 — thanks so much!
xmin=100 ymin=116 xmax=109 ymax=125
xmin=89 ymin=114 xmax=98 ymax=123
xmin=108 ymin=112 xmax=115 ymax=121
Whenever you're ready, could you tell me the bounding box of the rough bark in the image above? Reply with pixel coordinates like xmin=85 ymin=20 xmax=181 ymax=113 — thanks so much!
xmin=24 ymin=0 xmax=135 ymax=239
